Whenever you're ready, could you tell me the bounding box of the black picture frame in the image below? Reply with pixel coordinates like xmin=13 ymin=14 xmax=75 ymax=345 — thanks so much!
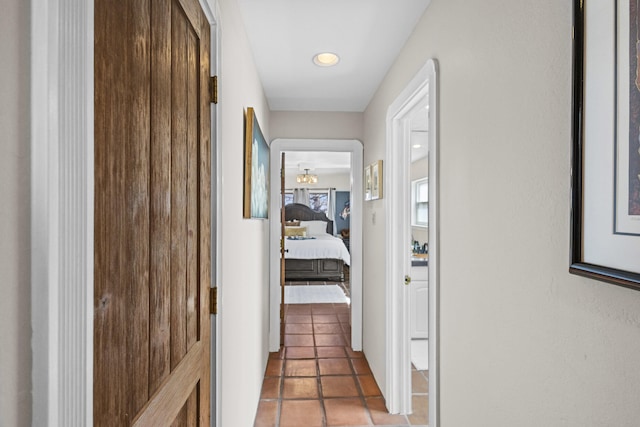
xmin=570 ymin=0 xmax=640 ymax=290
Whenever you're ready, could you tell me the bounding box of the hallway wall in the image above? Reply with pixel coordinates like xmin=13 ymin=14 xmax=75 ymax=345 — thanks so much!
xmin=0 ymin=0 xmax=31 ymax=425
xmin=362 ymin=0 xmax=640 ymax=425
xmin=215 ymin=0 xmax=271 ymax=425
xmin=270 ymin=111 xmax=363 ymax=141
xmin=8 ymin=0 xmax=640 ymax=425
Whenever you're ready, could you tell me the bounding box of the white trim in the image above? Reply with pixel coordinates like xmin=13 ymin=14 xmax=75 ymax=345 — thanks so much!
xmin=199 ymin=0 xmax=215 ymax=22
xmin=427 ymin=59 xmax=440 ymax=427
xmin=385 ymin=59 xmax=439 ymax=425
xmin=200 ymin=0 xmax=223 ymax=426
xmin=31 ymin=0 xmax=95 ymax=424
xmin=268 ymin=139 xmax=364 ymax=352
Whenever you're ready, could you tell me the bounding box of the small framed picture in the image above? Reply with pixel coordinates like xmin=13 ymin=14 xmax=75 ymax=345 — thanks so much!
xmin=364 ymin=165 xmax=372 ymax=201
xmin=371 ymin=160 xmax=383 ymax=200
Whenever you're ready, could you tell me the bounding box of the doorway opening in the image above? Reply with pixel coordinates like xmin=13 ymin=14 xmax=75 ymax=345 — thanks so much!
xmin=385 ymin=59 xmax=439 ymax=425
xmin=269 ymin=139 xmax=364 ymax=353
xmin=281 ymin=151 xmax=352 ymax=313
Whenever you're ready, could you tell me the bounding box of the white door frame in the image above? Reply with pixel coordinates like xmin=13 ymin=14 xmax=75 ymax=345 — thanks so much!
xmin=201 ymin=2 xmax=222 ymax=426
xmin=268 ymin=139 xmax=364 ymax=352
xmin=385 ymin=59 xmax=439 ymax=425
xmin=31 ymin=1 xmax=94 ymax=424
xmin=30 ymin=1 xmax=221 ymax=424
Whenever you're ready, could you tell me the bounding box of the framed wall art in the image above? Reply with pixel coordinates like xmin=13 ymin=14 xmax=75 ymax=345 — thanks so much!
xmin=243 ymin=107 xmax=269 ymax=218
xmin=570 ymin=0 xmax=640 ymax=290
xmin=371 ymin=160 xmax=383 ymax=200
xmin=365 ymin=164 xmax=372 ymax=201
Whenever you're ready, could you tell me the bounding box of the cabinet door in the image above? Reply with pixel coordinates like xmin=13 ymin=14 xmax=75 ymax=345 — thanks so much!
xmin=410 ymin=279 xmax=428 ymax=339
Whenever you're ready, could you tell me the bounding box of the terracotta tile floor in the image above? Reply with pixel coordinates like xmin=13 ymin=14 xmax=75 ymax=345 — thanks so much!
xmin=254 ymin=302 xmax=429 ymax=427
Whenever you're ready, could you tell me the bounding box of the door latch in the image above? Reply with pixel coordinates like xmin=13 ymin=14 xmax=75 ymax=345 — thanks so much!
xmin=404 ymin=275 xmax=411 ymax=286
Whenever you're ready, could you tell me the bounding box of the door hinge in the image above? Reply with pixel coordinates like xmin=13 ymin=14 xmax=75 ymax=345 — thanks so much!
xmin=210 ymin=287 xmax=218 ymax=315
xmin=210 ymin=75 xmax=218 ymax=104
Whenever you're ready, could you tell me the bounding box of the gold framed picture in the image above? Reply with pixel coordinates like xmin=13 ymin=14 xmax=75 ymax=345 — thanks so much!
xmin=243 ymin=107 xmax=269 ymax=218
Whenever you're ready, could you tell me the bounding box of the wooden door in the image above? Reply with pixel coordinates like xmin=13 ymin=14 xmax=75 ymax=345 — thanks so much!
xmin=94 ymin=0 xmax=211 ymax=425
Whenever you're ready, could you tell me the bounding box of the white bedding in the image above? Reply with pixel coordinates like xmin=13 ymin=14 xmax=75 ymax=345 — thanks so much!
xmin=284 ymin=234 xmax=351 ymax=265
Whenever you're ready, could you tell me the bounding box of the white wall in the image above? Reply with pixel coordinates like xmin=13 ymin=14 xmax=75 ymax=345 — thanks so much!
xmin=270 ymin=111 xmax=363 ymax=141
xmin=0 ymin=0 xmax=31 ymax=425
xmin=271 ymin=111 xmax=361 ymax=210
xmin=363 ymin=0 xmax=640 ymax=425
xmin=216 ymin=0 xmax=271 ymax=425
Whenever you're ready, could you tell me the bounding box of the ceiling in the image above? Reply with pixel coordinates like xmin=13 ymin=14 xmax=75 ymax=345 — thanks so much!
xmin=237 ymin=0 xmax=432 ymax=112
xmin=284 ymin=151 xmax=351 ymax=174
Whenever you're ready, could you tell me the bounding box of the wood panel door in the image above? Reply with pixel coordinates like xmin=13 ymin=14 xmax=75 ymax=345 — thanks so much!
xmin=94 ymin=0 xmax=211 ymax=425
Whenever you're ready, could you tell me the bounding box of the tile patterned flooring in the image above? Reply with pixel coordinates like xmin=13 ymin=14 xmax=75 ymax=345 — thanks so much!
xmin=254 ymin=302 xmax=428 ymax=427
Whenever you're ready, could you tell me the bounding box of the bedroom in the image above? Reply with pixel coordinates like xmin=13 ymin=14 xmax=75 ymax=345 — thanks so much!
xmin=281 ymin=150 xmax=353 ymax=304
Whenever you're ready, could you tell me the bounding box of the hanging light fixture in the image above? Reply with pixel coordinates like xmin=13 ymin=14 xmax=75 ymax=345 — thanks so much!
xmin=296 ymin=168 xmax=318 ymax=184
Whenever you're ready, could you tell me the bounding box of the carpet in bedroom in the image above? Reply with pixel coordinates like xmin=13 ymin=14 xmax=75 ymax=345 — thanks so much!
xmin=284 ymin=284 xmax=349 ymax=304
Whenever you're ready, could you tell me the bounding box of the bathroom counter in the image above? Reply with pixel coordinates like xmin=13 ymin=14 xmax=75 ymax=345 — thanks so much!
xmin=411 ymin=253 xmax=428 ymax=267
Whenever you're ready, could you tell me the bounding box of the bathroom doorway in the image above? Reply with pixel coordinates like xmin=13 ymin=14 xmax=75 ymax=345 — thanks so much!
xmin=385 ymin=59 xmax=439 ymax=425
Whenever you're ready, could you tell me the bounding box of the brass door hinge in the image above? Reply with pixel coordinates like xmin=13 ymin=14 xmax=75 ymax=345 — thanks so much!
xmin=210 ymin=76 xmax=218 ymax=104
xmin=210 ymin=287 xmax=218 ymax=315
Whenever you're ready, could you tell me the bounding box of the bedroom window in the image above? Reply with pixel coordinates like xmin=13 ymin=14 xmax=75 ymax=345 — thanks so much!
xmin=411 ymin=178 xmax=428 ymax=227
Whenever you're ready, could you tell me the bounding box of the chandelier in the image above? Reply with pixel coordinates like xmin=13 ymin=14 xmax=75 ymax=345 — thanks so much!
xmin=296 ymin=169 xmax=318 ymax=184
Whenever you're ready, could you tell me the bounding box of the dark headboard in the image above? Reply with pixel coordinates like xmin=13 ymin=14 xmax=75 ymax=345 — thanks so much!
xmin=284 ymin=203 xmax=333 ymax=234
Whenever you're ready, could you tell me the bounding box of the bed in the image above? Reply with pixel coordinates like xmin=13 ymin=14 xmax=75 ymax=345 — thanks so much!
xmin=284 ymin=203 xmax=351 ymax=281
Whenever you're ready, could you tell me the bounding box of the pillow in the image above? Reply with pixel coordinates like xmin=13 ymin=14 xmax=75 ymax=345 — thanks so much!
xmin=284 ymin=226 xmax=307 ymax=237
xmin=299 ymin=220 xmax=327 ymax=236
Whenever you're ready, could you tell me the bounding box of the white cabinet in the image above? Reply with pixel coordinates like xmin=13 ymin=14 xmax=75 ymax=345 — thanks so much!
xmin=410 ymin=266 xmax=428 ymax=339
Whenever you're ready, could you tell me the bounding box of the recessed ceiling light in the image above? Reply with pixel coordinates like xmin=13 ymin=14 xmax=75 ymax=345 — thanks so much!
xmin=313 ymin=52 xmax=340 ymax=67
xmin=412 ymin=144 xmax=422 ymax=149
